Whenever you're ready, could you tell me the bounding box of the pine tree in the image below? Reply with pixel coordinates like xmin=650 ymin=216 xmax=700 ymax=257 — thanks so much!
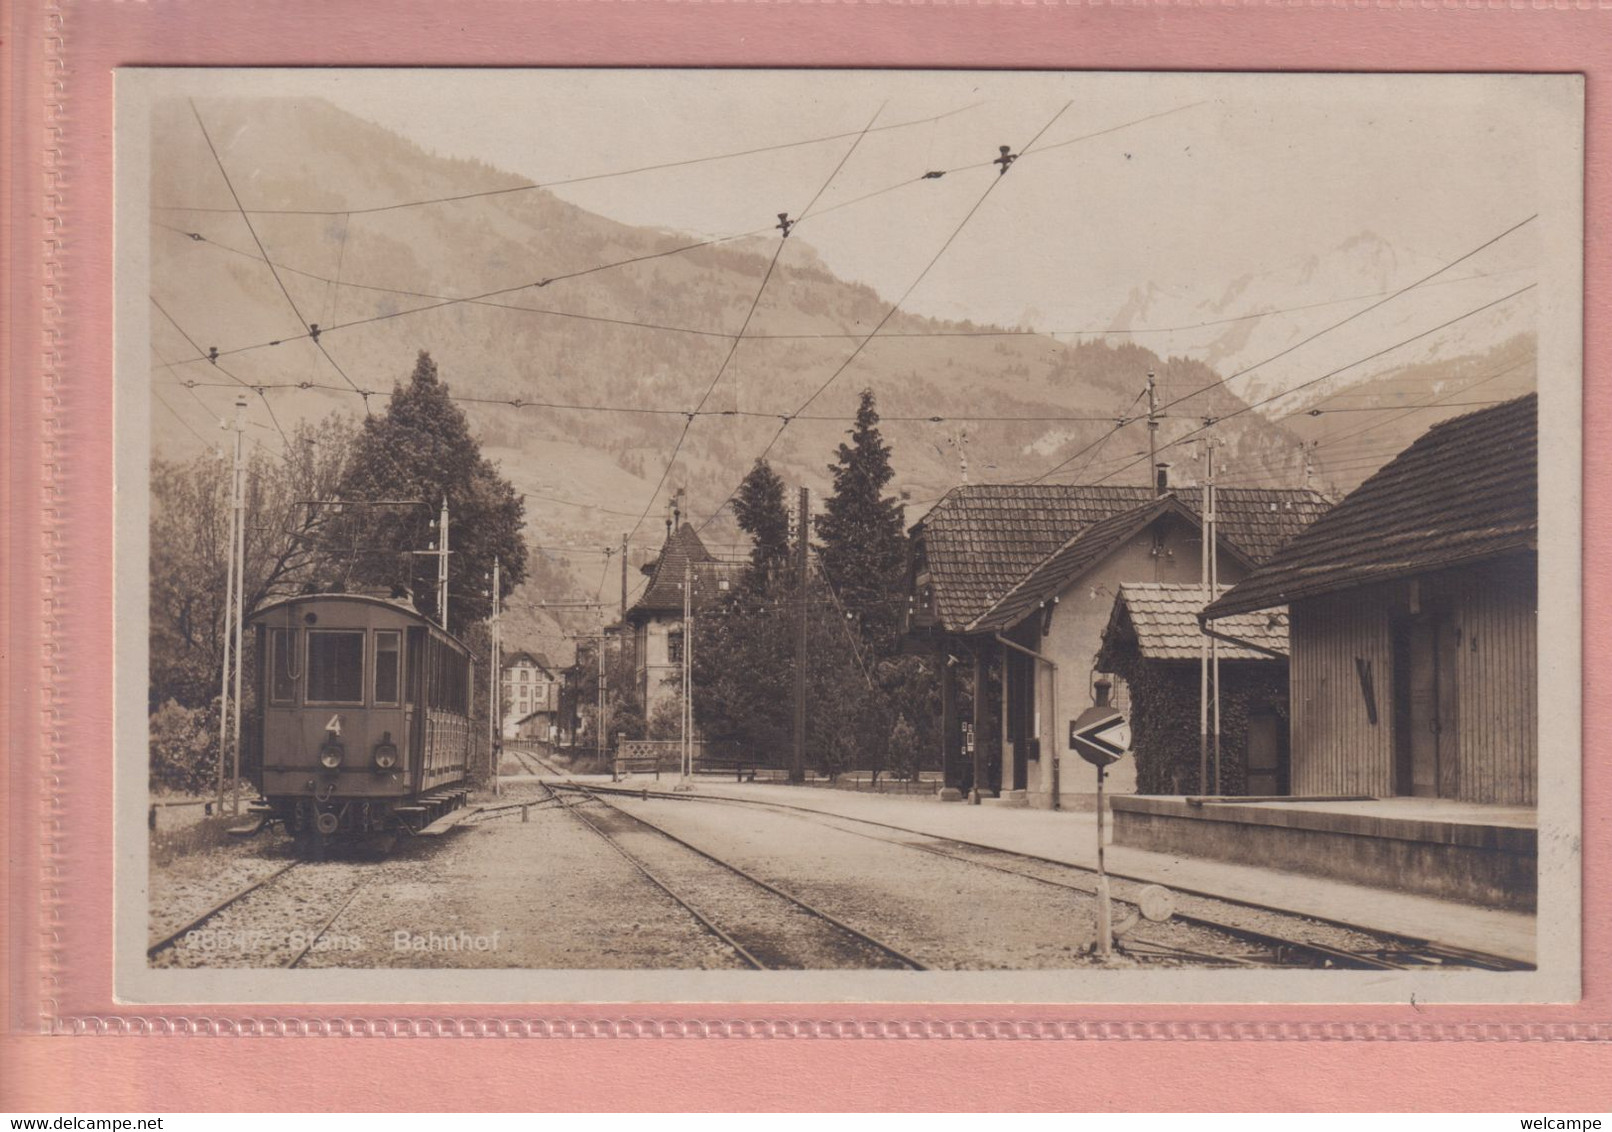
xmin=815 ymin=388 xmax=907 ymax=652
xmin=336 ymin=351 xmax=527 ymax=627
xmin=733 ymin=458 xmax=790 ymax=589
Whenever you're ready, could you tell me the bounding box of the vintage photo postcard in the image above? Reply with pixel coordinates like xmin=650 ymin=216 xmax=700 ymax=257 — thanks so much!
xmin=112 ymin=67 xmax=1582 ymax=1006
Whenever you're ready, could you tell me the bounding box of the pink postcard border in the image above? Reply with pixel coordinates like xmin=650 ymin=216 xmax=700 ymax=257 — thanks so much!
xmin=4 ymin=0 xmax=1610 ymax=1111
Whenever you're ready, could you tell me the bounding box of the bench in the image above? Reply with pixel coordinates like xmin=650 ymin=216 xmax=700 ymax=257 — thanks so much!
xmin=692 ymin=756 xmax=757 ymax=782
xmin=612 ymin=754 xmax=662 ymax=781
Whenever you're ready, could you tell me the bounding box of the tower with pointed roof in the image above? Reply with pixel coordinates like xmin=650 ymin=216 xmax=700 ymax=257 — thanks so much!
xmin=624 ymin=520 xmax=740 ymax=725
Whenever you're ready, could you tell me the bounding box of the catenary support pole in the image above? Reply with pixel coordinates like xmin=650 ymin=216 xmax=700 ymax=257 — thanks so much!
xmin=682 ymin=559 xmax=693 ymax=785
xmin=1199 ymin=438 xmax=1211 ymax=795
xmin=215 ymin=396 xmax=246 ymax=816
xmin=491 ymin=556 xmax=501 ymax=797
xmin=438 ymin=495 xmax=450 ymax=632
xmin=791 ymin=486 xmax=809 ymax=784
xmin=1096 ymin=763 xmax=1112 ymax=958
xmin=230 ymin=396 xmax=247 ymax=817
xmin=1146 ymin=369 xmax=1159 ymax=494
xmin=1209 ymin=439 xmax=1222 ymax=795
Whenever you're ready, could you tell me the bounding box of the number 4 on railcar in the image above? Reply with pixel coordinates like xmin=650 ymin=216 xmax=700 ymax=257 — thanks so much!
xmin=246 ymin=592 xmax=475 ymax=844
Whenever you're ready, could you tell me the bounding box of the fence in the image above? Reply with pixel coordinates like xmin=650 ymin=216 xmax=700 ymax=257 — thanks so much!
xmin=613 ymin=737 xmax=758 ymax=781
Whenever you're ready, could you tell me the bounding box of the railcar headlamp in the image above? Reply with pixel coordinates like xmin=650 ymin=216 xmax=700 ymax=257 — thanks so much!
xmin=372 ymin=740 xmax=398 ymax=771
xmin=319 ymin=738 xmax=345 ymax=770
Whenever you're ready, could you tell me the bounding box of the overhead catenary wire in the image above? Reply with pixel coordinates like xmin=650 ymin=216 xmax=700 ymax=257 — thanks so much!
xmin=153 ymin=100 xmax=1210 ymax=372
xmin=1297 ymin=356 xmax=1536 ymax=451
xmin=151 ymin=297 xmax=293 ymax=452
xmin=1022 ymin=385 xmax=1151 ymax=485
xmin=154 ymin=103 xmax=985 ymax=218
xmin=697 ymin=101 xmax=1077 ymax=535
xmin=1148 ymin=213 xmax=1538 ymax=419
xmin=1021 ymin=214 xmax=1537 ymax=492
xmin=155 ymin=217 xmax=1521 ymax=351
xmin=622 ymin=103 xmax=890 ymax=547
xmin=151 ymin=388 xmax=215 ymax=447
xmin=158 ymin=375 xmax=1153 ymax=425
xmin=1084 ymin=282 xmax=1537 ymax=490
xmin=187 ymin=100 xmax=372 ymax=414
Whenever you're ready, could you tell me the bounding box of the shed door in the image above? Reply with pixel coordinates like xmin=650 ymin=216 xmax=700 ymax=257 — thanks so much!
xmin=1245 ymin=711 xmax=1284 ymax=796
xmin=1396 ymin=611 xmax=1457 ymax=798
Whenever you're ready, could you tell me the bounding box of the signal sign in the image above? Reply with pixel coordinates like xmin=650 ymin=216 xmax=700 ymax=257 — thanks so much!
xmin=1069 ymin=708 xmax=1129 ymax=768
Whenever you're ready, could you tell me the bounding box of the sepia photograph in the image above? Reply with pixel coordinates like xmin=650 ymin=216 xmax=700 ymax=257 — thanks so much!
xmin=112 ymin=68 xmax=1583 ymax=1005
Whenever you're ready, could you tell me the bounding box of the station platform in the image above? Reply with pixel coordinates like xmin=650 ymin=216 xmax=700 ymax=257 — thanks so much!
xmin=1110 ymin=795 xmax=1537 ymax=913
xmin=582 ymin=775 xmax=1537 ymax=965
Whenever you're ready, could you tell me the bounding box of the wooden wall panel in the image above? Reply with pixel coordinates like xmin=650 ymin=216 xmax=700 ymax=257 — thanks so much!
xmin=1287 ymin=558 xmax=1536 ymax=805
xmin=1446 ymin=561 xmax=1537 ymax=805
xmin=1289 ymin=592 xmax=1396 ymax=796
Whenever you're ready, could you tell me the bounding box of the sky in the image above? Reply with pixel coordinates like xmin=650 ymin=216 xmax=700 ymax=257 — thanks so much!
xmin=299 ymin=69 xmax=1568 ymax=335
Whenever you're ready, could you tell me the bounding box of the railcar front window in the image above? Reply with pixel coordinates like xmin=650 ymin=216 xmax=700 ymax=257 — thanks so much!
xmin=270 ymin=628 xmax=298 ymax=704
xmin=374 ymin=631 xmax=401 ymax=706
xmin=307 ymin=630 xmax=365 ymax=704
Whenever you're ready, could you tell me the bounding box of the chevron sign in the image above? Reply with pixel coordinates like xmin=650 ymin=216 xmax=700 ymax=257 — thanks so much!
xmin=1069 ymin=708 xmax=1129 ymax=768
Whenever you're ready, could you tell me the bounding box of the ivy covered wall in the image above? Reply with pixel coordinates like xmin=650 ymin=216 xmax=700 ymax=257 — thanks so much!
xmin=1098 ymin=632 xmax=1290 ymax=795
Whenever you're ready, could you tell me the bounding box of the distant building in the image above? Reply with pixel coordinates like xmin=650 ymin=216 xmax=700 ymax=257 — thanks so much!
xmin=1205 ymin=394 xmax=1538 ymax=805
xmin=624 ymin=521 xmax=741 ymax=724
xmin=907 ymin=480 xmax=1328 ymax=808
xmin=502 ymin=650 xmax=559 ymax=740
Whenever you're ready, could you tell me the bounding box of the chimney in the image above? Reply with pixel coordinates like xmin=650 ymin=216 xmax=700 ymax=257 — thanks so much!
xmin=664 ymin=497 xmax=674 ymax=540
xmin=1154 ymin=462 xmax=1171 ymax=497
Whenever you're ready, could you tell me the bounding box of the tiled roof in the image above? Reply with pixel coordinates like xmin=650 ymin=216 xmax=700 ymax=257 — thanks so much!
xmin=627 ymin=524 xmax=739 ymax=619
xmin=913 ymin=484 xmax=1329 ymax=633
xmin=1110 ymin=583 xmax=1287 ymax=661
xmin=969 ymin=498 xmax=1204 ymax=632
xmin=1205 ymin=395 xmax=1538 ymax=619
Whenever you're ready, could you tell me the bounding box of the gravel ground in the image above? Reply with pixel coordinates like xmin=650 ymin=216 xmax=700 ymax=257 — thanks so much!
xmin=605 ymin=794 xmax=1407 ymax=969
xmin=147 ymin=831 xmax=304 ymax=950
xmin=561 ymin=796 xmax=910 ymax=969
xmin=148 ymin=779 xmax=1419 ymax=972
xmin=611 ymin=795 xmax=1111 ymax=969
xmin=773 ymin=807 xmax=1405 ymax=955
xmin=150 ymin=785 xmax=743 ymax=970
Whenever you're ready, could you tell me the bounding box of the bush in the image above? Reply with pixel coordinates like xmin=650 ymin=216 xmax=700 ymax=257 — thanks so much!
xmin=149 ymin=698 xmax=217 ymax=795
xmin=647 ymin=694 xmax=685 ymax=741
xmin=887 ymin=712 xmax=920 ymax=782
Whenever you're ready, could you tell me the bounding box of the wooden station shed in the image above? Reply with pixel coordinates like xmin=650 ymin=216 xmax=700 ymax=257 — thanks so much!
xmin=1096 ymin=583 xmax=1290 ymax=797
xmin=1203 ymin=393 xmax=1539 ymax=806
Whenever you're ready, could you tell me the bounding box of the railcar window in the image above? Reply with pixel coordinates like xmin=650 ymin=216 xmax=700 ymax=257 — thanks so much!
xmin=374 ymin=631 xmax=401 ymax=706
xmin=405 ymin=628 xmax=422 ymax=705
xmin=269 ymin=628 xmax=298 ymax=704
xmin=307 ymin=630 xmax=365 ymax=704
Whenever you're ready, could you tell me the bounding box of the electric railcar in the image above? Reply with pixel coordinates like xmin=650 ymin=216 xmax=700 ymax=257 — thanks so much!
xmin=246 ymin=592 xmax=475 ymax=843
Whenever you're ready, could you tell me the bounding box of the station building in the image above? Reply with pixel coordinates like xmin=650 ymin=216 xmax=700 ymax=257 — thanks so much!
xmin=906 ymin=479 xmax=1328 ymax=809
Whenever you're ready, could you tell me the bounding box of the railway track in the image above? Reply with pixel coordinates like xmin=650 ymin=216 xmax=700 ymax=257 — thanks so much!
xmin=542 ymin=783 xmax=926 ymax=971
xmin=147 ymin=859 xmax=370 ymax=969
xmin=504 ymin=746 xmax=567 ymax=778
xmin=558 ymin=782 xmax=1532 ymax=972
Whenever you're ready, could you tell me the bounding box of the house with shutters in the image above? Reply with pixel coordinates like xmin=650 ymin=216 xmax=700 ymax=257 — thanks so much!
xmin=906 ymin=479 xmax=1329 ymax=808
